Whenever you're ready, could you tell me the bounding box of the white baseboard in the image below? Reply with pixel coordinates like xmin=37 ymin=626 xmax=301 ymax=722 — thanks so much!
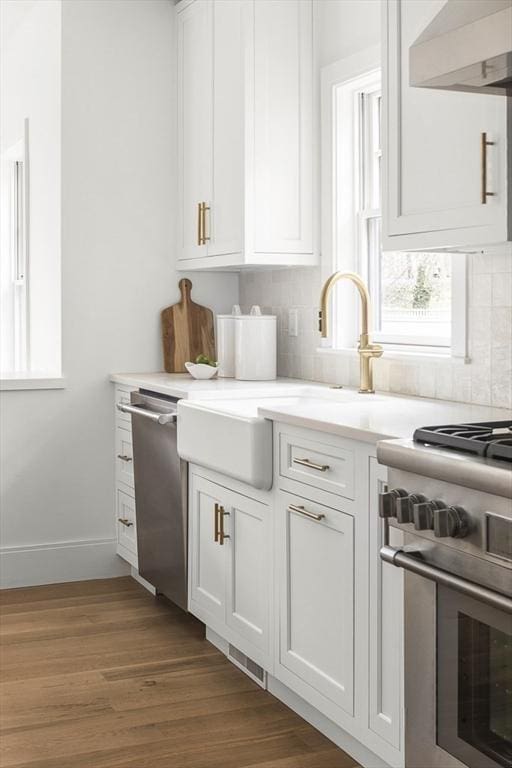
xmin=205 ymin=625 xmax=229 ymax=653
xmin=0 ymin=538 xmax=130 ymax=588
xmin=130 ymin=566 xmax=156 ymax=595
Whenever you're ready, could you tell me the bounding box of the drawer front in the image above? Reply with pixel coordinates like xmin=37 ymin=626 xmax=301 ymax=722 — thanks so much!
xmin=115 ymin=385 xmax=135 ymax=425
xmin=115 ymin=424 xmax=134 ymax=489
xmin=116 ymin=488 xmax=137 ymax=555
xmin=279 ymin=431 xmax=355 ymax=500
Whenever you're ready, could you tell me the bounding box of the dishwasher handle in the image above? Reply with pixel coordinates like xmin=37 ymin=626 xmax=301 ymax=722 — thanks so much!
xmin=117 ymin=402 xmax=177 ymax=425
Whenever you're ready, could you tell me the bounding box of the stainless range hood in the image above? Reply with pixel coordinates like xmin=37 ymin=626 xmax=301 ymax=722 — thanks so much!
xmin=410 ymin=0 xmax=512 ymax=95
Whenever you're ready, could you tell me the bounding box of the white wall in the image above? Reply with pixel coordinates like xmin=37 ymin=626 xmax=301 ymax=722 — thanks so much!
xmin=315 ymin=0 xmax=381 ymax=67
xmin=0 ymin=0 xmax=61 ymax=374
xmin=0 ymin=0 xmax=239 ymax=587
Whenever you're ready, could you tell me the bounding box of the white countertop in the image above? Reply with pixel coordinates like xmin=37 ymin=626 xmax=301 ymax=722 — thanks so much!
xmin=258 ymin=392 xmax=512 ymax=443
xmin=110 ymin=372 xmax=315 ymax=400
xmin=111 ymin=372 xmax=512 ymax=443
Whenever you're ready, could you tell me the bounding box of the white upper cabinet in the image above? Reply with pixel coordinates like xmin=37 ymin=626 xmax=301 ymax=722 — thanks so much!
xmin=382 ymin=0 xmax=509 ymax=251
xmin=176 ymin=0 xmax=317 ymax=269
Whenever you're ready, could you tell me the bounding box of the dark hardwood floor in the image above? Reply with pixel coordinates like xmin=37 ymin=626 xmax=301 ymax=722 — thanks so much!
xmin=0 ymin=577 xmax=358 ymax=768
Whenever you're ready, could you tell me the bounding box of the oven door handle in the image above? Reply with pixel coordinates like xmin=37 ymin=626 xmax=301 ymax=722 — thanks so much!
xmin=380 ymin=545 xmax=512 ymax=614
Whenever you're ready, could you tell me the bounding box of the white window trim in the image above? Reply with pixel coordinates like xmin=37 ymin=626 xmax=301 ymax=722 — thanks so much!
xmin=0 ymin=119 xmax=65 ymax=390
xmin=1 ymin=121 xmax=30 ymax=373
xmin=321 ymin=46 xmax=381 ymax=353
xmin=320 ymin=49 xmax=469 ymax=362
xmin=0 ymin=373 xmax=67 ymax=391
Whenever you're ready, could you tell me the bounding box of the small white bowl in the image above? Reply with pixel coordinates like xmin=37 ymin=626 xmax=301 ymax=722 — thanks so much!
xmin=185 ymin=362 xmax=219 ymax=380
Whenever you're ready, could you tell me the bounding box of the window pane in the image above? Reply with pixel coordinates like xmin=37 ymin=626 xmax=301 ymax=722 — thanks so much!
xmin=377 ymin=245 xmax=452 ymax=344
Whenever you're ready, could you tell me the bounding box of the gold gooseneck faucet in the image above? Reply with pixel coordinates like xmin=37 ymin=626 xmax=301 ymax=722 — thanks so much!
xmin=319 ymin=272 xmax=383 ymax=394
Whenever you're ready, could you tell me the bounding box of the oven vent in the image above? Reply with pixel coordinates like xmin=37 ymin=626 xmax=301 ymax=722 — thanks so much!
xmin=228 ymin=643 xmax=267 ymax=688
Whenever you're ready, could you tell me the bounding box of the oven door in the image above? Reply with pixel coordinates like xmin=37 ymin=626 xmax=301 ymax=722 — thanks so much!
xmin=385 ymin=543 xmax=512 ymax=768
xmin=437 ymin=588 xmax=512 ymax=768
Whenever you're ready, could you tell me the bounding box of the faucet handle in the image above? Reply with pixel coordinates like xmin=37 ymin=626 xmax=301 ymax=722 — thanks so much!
xmin=368 ymin=343 xmax=383 ymax=356
xmin=359 ymin=341 xmax=383 ymax=358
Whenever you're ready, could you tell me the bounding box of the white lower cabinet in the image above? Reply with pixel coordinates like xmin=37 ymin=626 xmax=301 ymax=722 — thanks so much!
xmin=187 ymin=425 xmax=404 ymax=767
xmin=188 ymin=470 xmax=271 ymax=666
xmin=272 ymin=425 xmax=404 ymax=767
xmin=368 ymin=459 xmax=403 ymax=755
xmin=113 ymin=384 xmax=138 ymax=569
xmin=276 ymin=490 xmax=354 ymax=717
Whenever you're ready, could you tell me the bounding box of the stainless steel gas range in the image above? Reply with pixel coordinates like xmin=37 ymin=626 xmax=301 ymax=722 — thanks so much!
xmin=377 ymin=421 xmax=512 ymax=768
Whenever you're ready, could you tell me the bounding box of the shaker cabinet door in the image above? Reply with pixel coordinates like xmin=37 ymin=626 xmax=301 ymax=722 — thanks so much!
xmin=206 ymin=0 xmax=244 ymax=259
xmin=189 ymin=474 xmax=227 ymax=621
xmin=383 ymin=0 xmax=508 ymax=251
xmin=252 ymin=0 xmax=314 ymax=257
xmin=277 ymin=491 xmax=355 ymax=716
xmin=225 ymin=491 xmax=270 ymax=654
xmin=177 ymin=0 xmax=212 ymax=261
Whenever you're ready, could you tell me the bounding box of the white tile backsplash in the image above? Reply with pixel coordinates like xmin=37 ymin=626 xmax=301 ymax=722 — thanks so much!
xmin=492 ymin=272 xmax=512 ymax=307
xmin=239 ymin=250 xmax=512 ymax=408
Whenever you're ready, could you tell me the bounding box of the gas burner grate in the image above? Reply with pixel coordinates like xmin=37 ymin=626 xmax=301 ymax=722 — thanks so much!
xmin=413 ymin=421 xmax=512 ymax=462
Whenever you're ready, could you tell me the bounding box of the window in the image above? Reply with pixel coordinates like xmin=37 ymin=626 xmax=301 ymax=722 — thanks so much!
xmin=0 ymin=125 xmax=29 ymax=373
xmin=321 ymin=53 xmax=467 ymax=357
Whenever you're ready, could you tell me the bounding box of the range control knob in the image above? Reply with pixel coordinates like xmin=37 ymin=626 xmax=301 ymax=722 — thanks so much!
xmin=379 ymin=488 xmax=409 ymax=518
xmin=413 ymin=499 xmax=446 ymax=530
xmin=379 ymin=488 xmax=407 ymax=517
xmin=433 ymin=506 xmax=470 ymax=539
xmin=397 ymin=493 xmax=427 ymax=524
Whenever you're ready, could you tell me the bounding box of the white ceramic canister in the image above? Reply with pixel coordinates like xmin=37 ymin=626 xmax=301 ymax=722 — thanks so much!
xmin=234 ymin=314 xmax=277 ymax=381
xmin=216 ymin=315 xmax=237 ymax=377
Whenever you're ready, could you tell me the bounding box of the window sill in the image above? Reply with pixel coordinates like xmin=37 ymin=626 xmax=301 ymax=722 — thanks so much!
xmin=316 ymin=346 xmax=470 ymax=365
xmin=0 ymin=372 xmax=66 ymax=391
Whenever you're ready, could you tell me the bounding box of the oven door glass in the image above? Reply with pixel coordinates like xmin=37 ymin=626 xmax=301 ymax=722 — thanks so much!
xmin=437 ymin=586 xmax=512 ymax=768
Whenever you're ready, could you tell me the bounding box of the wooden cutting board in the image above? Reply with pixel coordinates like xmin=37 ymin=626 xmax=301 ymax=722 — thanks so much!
xmin=161 ymin=279 xmax=216 ymax=373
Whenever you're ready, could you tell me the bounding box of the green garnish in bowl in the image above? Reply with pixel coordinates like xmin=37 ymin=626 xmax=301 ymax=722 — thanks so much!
xmin=195 ymin=354 xmax=218 ymax=367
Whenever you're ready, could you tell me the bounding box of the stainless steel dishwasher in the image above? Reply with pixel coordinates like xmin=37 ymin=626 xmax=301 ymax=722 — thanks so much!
xmin=117 ymin=390 xmax=188 ymax=611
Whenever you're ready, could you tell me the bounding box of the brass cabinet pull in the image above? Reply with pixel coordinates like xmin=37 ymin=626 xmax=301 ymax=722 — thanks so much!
xmin=481 ymin=132 xmax=496 ymax=204
xmin=118 ymin=517 xmax=134 ymax=527
xmin=214 ymin=502 xmax=220 ymax=543
xmin=197 ymin=202 xmax=211 ymax=245
xmin=219 ymin=506 xmax=230 ymax=545
xmin=117 ymin=454 xmax=132 ymax=462
xmin=287 ymin=503 xmax=325 ymax=522
xmin=202 ymin=202 xmax=210 ymax=242
xmin=197 ymin=202 xmax=203 ymax=245
xmin=293 ymin=457 xmax=330 ymax=472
